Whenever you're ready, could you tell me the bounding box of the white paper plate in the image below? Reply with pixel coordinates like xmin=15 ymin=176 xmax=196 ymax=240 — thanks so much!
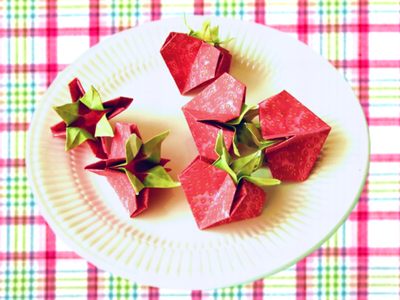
xmin=27 ymin=16 xmax=369 ymax=289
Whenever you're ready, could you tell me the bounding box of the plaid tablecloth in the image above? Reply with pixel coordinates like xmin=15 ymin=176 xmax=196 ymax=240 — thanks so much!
xmin=1 ymin=0 xmax=399 ymax=299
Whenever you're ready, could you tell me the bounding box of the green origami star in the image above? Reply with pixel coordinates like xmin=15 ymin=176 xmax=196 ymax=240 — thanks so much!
xmin=213 ymin=131 xmax=281 ymax=187
xmin=112 ymin=131 xmax=181 ymax=195
xmin=53 ymin=86 xmax=114 ymax=151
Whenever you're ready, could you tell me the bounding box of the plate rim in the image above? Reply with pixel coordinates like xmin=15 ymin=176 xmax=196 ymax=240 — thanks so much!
xmin=26 ymin=16 xmax=371 ymax=289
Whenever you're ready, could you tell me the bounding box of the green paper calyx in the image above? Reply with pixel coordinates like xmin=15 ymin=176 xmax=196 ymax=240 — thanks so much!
xmin=240 ymin=123 xmax=282 ymax=150
xmin=226 ymin=104 xmax=258 ymax=126
xmin=65 ymin=127 xmax=94 ymax=151
xmin=124 ymin=169 xmax=145 ymax=195
xmin=53 ymin=102 xmax=80 ymax=125
xmin=227 ymin=104 xmax=258 ymax=156
xmin=213 ymin=131 xmax=280 ymax=188
xmin=95 ymin=114 xmax=114 ymax=137
xmin=142 ymin=131 xmax=170 ymax=164
xmin=185 ymin=18 xmax=232 ymax=46
xmin=117 ymin=132 xmax=181 ymax=195
xmin=79 ymin=86 xmax=104 ymax=111
xmin=53 ymin=84 xmax=115 ymax=151
xmin=142 ymin=166 xmax=181 ymax=189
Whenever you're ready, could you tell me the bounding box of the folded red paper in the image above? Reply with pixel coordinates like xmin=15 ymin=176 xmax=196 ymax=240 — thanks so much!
xmin=179 ymin=156 xmax=266 ymax=229
xmin=259 ymin=90 xmax=331 ymax=181
xmin=51 ymin=78 xmax=133 ymax=158
xmin=182 ymin=73 xmax=246 ymax=161
xmin=85 ymin=122 xmax=179 ymax=217
xmin=160 ymin=31 xmax=231 ymax=95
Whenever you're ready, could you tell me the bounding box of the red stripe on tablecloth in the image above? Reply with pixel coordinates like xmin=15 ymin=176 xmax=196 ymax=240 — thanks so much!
xmin=194 ymin=0 xmax=204 ymax=15
xmin=151 ymin=0 xmax=161 ymax=20
xmin=357 ymin=1 xmax=369 ymax=298
xmin=45 ymin=225 xmax=56 ymax=300
xmin=45 ymin=1 xmax=57 ymax=299
xmin=331 ymin=59 xmax=400 ymax=68
xmin=0 ymin=159 xmax=25 ymax=168
xmin=350 ymin=211 xmax=400 ymax=221
xmin=1 ymin=247 xmax=397 ymax=261
xmin=313 ymin=247 xmax=400 ymax=257
xmin=368 ymin=118 xmax=400 ymax=126
xmin=1 ymin=24 xmax=398 ymax=37
xmin=0 ymin=216 xmax=46 ymax=225
xmin=148 ymin=287 xmax=159 ymax=300
xmin=1 ymin=60 xmax=397 ymax=75
xmin=273 ymin=23 xmax=400 ymax=33
xmin=370 ymin=154 xmax=400 ymax=162
xmin=0 ymin=64 xmax=67 ymax=73
xmin=88 ymin=2 xmax=100 ymax=298
xmin=191 ymin=290 xmax=202 ymax=300
xmin=0 ymin=122 xmax=30 ymax=131
xmin=87 ymin=263 xmax=98 ymax=300
xmin=46 ymin=1 xmax=57 ymax=86
xmin=0 ymin=251 xmax=80 ymax=260
xmin=297 ymin=0 xmax=308 ymax=44
xmin=89 ymin=0 xmax=100 ymax=46
xmin=296 ymin=258 xmax=307 ymax=300
xmin=254 ymin=0 xmax=265 ymax=24
xmin=253 ymin=279 xmax=264 ymax=300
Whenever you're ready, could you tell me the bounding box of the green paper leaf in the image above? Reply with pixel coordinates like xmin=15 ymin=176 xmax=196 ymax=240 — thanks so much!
xmin=244 ymin=123 xmax=280 ymax=150
xmin=124 ymin=169 xmax=145 ymax=195
xmin=142 ymin=131 xmax=169 ymax=164
xmin=94 ymin=114 xmax=114 ymax=137
xmin=232 ymin=132 xmax=241 ymax=156
xmin=65 ymin=127 xmax=94 ymax=150
xmin=53 ymin=102 xmax=80 ymax=125
xmin=242 ymin=176 xmax=281 ymax=187
xmin=213 ymin=131 xmax=237 ymax=182
xmin=187 ymin=19 xmax=231 ymax=46
xmin=226 ymin=104 xmax=258 ymax=126
xmin=80 ymin=86 xmax=104 ymax=111
xmin=142 ymin=166 xmax=181 ymax=189
xmin=231 ymin=150 xmax=263 ymax=179
xmin=125 ymin=134 xmax=143 ymax=163
xmin=236 ymin=123 xmax=257 ymax=148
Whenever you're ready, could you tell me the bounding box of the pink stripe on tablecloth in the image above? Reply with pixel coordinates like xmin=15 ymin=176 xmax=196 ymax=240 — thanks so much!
xmin=0 ymin=159 xmax=25 ymax=168
xmin=1 ymin=24 xmax=398 ymax=37
xmin=151 ymin=0 xmax=161 ymax=20
xmin=370 ymin=154 xmax=400 ymax=162
xmin=357 ymin=1 xmax=370 ymax=298
xmin=297 ymin=0 xmax=308 ymax=44
xmin=253 ymin=279 xmax=264 ymax=300
xmin=194 ymin=0 xmax=204 ymax=15
xmin=296 ymin=258 xmax=307 ymax=300
xmin=255 ymin=0 xmax=265 ymax=24
xmin=45 ymin=1 xmax=58 ymax=298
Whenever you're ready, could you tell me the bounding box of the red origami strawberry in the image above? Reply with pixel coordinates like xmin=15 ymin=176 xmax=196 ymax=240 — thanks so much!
xmin=259 ymin=90 xmax=331 ymax=181
xmin=182 ymin=72 xmax=260 ymax=161
xmin=180 ymin=132 xmax=280 ymax=229
xmin=85 ymin=122 xmax=180 ymax=217
xmin=160 ymin=20 xmax=232 ymax=95
xmin=51 ymin=78 xmax=133 ymax=158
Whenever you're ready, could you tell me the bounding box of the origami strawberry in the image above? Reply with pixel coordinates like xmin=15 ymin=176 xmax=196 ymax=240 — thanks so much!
xmin=259 ymin=90 xmax=331 ymax=181
xmin=182 ymin=72 xmax=264 ymax=161
xmin=85 ymin=122 xmax=180 ymax=217
xmin=160 ymin=20 xmax=232 ymax=95
xmin=180 ymin=132 xmax=280 ymax=229
xmin=51 ymin=78 xmax=133 ymax=158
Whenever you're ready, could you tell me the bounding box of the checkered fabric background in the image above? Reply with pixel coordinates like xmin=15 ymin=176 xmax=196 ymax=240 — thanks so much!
xmin=0 ymin=0 xmax=399 ymax=299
